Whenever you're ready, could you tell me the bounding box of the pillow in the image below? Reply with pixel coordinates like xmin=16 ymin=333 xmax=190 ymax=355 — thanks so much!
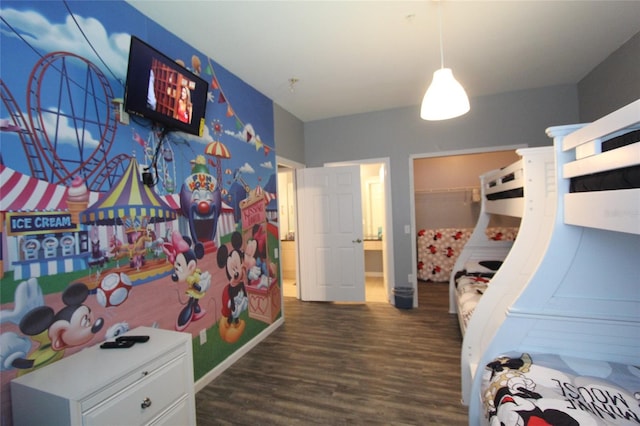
xmin=464 ymin=260 xmax=503 ymax=273
xmin=479 ymin=260 xmax=503 ymax=271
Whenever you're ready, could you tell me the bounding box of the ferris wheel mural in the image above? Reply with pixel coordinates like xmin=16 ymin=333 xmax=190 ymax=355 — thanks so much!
xmin=140 ymin=129 xmax=177 ymax=195
xmin=1 ymin=51 xmax=127 ymax=192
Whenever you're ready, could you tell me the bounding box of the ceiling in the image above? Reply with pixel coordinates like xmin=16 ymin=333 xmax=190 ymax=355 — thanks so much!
xmin=126 ymin=1 xmax=640 ymax=123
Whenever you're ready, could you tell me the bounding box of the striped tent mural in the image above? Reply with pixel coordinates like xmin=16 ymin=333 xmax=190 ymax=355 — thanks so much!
xmin=80 ymin=157 xmax=177 ymax=225
xmin=0 ymin=163 xmax=99 ymax=212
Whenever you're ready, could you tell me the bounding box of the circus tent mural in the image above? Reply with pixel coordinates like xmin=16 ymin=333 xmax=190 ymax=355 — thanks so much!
xmin=0 ymin=2 xmax=280 ymax=424
xmin=80 ymin=157 xmax=177 ymax=225
xmin=79 ymin=157 xmax=178 ymax=283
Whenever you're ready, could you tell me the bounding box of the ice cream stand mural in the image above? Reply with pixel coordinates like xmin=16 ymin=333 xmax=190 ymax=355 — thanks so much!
xmin=0 ymin=2 xmax=281 ymax=423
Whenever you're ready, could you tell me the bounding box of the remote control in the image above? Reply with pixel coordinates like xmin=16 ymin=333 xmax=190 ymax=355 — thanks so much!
xmin=116 ymin=335 xmax=150 ymax=343
xmin=100 ymin=340 xmax=135 ymax=349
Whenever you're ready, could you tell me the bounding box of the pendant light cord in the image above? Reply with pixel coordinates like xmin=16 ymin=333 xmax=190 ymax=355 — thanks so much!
xmin=438 ymin=1 xmax=444 ymax=69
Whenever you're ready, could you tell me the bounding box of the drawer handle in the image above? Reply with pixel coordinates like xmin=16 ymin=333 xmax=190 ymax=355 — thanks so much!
xmin=141 ymin=397 xmax=152 ymax=409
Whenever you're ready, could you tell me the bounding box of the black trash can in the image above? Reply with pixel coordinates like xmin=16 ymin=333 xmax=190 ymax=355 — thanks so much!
xmin=393 ymin=287 xmax=414 ymax=309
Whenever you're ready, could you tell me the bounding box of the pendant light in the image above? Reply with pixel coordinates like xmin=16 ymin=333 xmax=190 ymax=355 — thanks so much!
xmin=420 ymin=2 xmax=470 ymax=121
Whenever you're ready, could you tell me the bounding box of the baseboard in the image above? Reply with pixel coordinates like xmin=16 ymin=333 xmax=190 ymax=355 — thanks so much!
xmin=365 ymin=272 xmax=383 ymax=278
xmin=194 ymin=316 xmax=285 ymax=393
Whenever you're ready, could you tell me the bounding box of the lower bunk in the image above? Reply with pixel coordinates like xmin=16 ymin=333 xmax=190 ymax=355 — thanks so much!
xmin=450 ymin=146 xmax=555 ymax=340
xmin=467 ymin=99 xmax=640 ymax=425
xmin=479 ymin=352 xmax=640 ymax=425
xmin=454 ymin=259 xmax=504 ymax=333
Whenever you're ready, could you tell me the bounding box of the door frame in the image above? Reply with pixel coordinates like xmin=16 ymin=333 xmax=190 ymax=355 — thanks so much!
xmin=325 ymin=157 xmax=394 ymax=304
xmin=276 ymin=156 xmax=304 ymax=300
xmin=408 ymin=144 xmax=526 ymax=303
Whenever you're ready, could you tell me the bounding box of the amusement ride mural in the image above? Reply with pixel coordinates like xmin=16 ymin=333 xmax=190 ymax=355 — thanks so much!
xmin=0 ymin=2 xmax=281 ymax=423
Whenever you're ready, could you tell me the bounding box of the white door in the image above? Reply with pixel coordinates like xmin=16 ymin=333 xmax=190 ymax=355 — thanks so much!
xmin=296 ymin=165 xmax=365 ymax=302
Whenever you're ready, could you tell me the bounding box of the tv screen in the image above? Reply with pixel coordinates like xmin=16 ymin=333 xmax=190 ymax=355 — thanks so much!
xmin=124 ymin=36 xmax=208 ymax=136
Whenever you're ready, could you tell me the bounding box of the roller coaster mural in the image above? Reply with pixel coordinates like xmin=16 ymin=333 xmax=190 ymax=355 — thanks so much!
xmin=0 ymin=3 xmax=278 ymax=424
xmin=0 ymin=50 xmax=182 ymax=286
xmin=1 ymin=53 xmax=124 ymax=190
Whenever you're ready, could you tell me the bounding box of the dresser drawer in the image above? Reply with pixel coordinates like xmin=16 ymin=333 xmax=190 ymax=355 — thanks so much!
xmin=148 ymin=396 xmax=192 ymax=426
xmin=80 ymin=345 xmax=185 ymax=411
xmin=82 ymin=353 xmax=189 ymax=425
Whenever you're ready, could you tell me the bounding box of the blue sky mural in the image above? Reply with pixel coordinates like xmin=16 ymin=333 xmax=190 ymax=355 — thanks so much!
xmin=1 ymin=1 xmax=274 ymax=194
xmin=1 ymin=3 xmax=279 ymax=423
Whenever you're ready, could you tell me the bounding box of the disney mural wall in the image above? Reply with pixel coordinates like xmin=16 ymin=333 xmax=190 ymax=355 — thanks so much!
xmin=0 ymin=1 xmax=281 ymax=423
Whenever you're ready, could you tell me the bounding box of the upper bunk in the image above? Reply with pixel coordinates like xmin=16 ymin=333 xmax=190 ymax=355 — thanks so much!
xmin=483 ymin=157 xmax=526 ymax=217
xmin=562 ymin=100 xmax=640 ymax=233
xmin=449 ymin=147 xmax=555 ymax=338
xmin=447 ymin=167 xmax=520 ymax=316
xmin=466 ymin=99 xmax=640 ymax=423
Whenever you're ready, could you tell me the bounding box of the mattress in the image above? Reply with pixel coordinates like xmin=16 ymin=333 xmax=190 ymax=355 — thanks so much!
xmin=480 ymin=352 xmax=640 ymax=425
xmin=455 ymin=260 xmax=502 ymax=330
xmin=486 ymin=187 xmax=524 ymax=200
xmin=602 ymin=129 xmax=640 ymax=152
xmin=570 ymin=129 xmax=640 ymax=193
xmin=570 ymin=164 xmax=640 ymax=193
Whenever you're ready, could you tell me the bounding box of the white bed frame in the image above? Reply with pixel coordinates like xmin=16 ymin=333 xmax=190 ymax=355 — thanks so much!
xmin=456 ymin=146 xmax=558 ymax=402
xmin=449 ymin=147 xmax=556 ymax=339
xmin=447 ymin=171 xmax=516 ymax=318
xmin=452 ymin=146 xmax=556 ymax=405
xmin=466 ymin=99 xmax=640 ymax=424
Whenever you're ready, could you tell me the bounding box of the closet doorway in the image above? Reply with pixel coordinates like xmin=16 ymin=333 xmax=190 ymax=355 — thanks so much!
xmin=410 ymin=146 xmax=523 ymax=303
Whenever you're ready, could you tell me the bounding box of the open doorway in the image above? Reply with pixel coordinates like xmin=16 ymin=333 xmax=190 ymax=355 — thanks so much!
xmin=360 ymin=162 xmax=388 ymax=303
xmin=276 ymin=157 xmax=303 ymax=299
xmin=277 ymin=157 xmax=394 ymax=304
xmin=324 ymin=158 xmax=394 ymax=304
xmin=409 ymin=146 xmax=524 ymax=304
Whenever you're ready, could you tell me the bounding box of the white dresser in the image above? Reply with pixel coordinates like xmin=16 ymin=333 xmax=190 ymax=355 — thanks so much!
xmin=11 ymin=326 xmax=196 ymax=426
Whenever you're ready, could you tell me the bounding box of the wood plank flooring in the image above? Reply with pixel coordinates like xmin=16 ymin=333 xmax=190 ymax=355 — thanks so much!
xmin=195 ymin=282 xmax=468 ymax=425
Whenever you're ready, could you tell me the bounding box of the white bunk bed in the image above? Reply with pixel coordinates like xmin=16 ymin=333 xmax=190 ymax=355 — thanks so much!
xmin=449 ymin=147 xmax=555 ymax=339
xmin=468 ymin=99 xmax=640 ymax=425
xmin=456 ymin=146 xmax=558 ymax=399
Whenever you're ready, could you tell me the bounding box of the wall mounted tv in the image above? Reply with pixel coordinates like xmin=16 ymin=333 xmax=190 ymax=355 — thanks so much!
xmin=124 ymin=36 xmax=208 ymax=137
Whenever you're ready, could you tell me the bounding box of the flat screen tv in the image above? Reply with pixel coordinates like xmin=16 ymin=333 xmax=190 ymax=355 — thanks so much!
xmin=124 ymin=36 xmax=208 ymax=136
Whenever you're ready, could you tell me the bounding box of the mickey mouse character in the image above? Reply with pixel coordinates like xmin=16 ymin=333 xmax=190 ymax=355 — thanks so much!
xmin=485 ymin=354 xmax=579 ymax=426
xmin=10 ymin=282 xmax=104 ymax=375
xmin=245 ymin=224 xmax=277 ymax=288
xmin=216 ymin=232 xmax=248 ymax=343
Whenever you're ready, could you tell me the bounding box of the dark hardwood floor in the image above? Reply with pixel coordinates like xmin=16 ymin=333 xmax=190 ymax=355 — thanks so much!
xmin=196 ymin=281 xmax=468 ymax=425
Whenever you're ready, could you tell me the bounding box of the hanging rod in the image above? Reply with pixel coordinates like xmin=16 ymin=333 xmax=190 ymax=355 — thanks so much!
xmin=415 ymin=186 xmax=479 ymax=194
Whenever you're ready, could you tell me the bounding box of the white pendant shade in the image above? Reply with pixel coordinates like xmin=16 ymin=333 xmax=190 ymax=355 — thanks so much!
xmin=420 ymin=68 xmax=470 ymax=121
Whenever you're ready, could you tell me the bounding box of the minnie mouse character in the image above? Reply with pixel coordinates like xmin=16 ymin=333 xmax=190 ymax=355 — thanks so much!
xmin=165 ymin=231 xmax=211 ymax=331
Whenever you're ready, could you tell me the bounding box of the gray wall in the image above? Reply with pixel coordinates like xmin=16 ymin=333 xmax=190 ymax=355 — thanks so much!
xmin=274 ymin=104 xmax=305 ymax=164
xmin=578 ymin=31 xmax=640 ymax=122
xmin=304 ymin=85 xmax=578 ymax=288
xmin=274 ymin=30 xmax=638 ymax=291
